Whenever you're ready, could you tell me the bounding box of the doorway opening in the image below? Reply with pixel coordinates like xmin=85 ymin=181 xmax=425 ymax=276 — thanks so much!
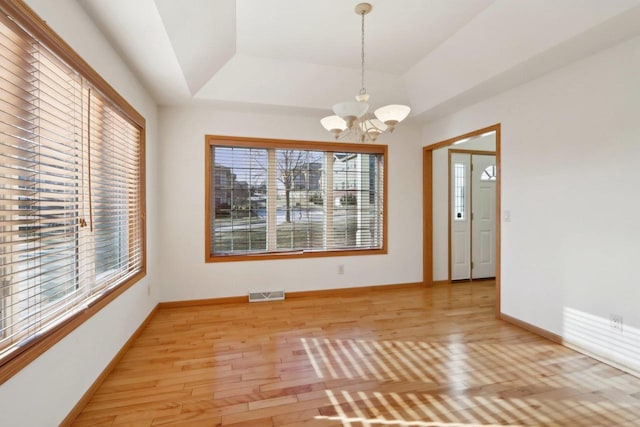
xmin=422 ymin=124 xmax=501 ymax=316
xmin=449 ymin=151 xmax=497 ymax=281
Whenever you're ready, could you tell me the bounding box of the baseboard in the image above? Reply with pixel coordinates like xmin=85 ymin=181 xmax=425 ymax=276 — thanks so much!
xmin=158 ymin=295 xmax=246 ymax=309
xmin=60 ymin=305 xmax=159 ymax=426
xmin=157 ymin=282 xmax=425 ymax=308
xmin=286 ymin=282 xmax=424 ymax=299
xmin=500 ymin=312 xmax=640 ymax=379
xmin=500 ymin=312 xmax=562 ymax=343
xmin=561 ymin=339 xmax=640 ymax=379
xmin=432 ymin=280 xmax=451 ymax=287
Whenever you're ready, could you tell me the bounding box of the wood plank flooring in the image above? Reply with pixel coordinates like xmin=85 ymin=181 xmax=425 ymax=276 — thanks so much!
xmin=71 ymin=282 xmax=640 ymax=426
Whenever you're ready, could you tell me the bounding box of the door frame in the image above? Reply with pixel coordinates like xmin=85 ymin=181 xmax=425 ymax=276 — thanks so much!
xmin=423 ymin=123 xmax=501 ymax=317
xmin=448 ymin=149 xmax=496 ymax=282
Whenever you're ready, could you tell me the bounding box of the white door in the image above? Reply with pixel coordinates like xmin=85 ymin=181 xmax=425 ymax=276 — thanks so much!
xmin=471 ymin=154 xmax=496 ymax=278
xmin=450 ymin=153 xmax=470 ymax=280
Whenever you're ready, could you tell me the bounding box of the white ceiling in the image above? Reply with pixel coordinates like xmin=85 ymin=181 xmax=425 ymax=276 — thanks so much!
xmin=78 ymin=0 xmax=640 ymax=122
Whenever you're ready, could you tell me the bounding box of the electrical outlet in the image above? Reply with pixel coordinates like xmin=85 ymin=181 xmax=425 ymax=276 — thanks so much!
xmin=610 ymin=314 xmax=623 ymax=332
xmin=338 ymin=265 xmax=345 ymax=275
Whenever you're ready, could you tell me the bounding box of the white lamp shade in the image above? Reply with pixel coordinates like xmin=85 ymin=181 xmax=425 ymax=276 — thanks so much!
xmin=321 ymin=115 xmax=347 ymax=132
xmin=333 ymin=101 xmax=369 ymax=120
xmin=360 ymin=117 xmax=387 ymax=134
xmin=374 ymin=104 xmax=411 ymax=124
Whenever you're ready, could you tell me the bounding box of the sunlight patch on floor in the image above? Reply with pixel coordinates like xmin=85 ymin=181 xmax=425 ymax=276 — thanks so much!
xmin=302 ymin=337 xmax=640 ymax=426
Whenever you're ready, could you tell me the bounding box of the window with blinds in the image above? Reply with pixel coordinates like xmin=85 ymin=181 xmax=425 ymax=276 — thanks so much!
xmin=0 ymin=1 xmax=145 ymax=380
xmin=205 ymin=136 xmax=386 ymax=261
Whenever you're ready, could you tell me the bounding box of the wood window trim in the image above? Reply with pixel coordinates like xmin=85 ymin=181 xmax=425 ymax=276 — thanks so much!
xmin=0 ymin=0 xmax=144 ymax=128
xmin=204 ymin=135 xmax=388 ymax=262
xmin=0 ymin=271 xmax=146 ymax=385
xmin=0 ymin=0 xmax=147 ymax=385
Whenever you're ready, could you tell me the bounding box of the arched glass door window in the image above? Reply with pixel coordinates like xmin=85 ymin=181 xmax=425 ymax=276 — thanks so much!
xmin=481 ymin=165 xmax=497 ymax=181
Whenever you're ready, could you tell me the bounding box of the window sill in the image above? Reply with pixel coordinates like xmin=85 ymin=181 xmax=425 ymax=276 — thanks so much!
xmin=206 ymin=247 xmax=387 ymax=263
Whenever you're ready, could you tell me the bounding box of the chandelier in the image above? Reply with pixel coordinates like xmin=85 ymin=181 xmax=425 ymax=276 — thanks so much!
xmin=321 ymin=3 xmax=411 ymax=143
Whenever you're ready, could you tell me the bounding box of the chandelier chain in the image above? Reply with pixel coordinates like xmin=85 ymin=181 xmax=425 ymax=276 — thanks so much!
xmin=360 ymin=9 xmax=366 ymax=96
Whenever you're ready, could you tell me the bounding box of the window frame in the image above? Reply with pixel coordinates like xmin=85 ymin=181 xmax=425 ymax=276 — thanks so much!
xmin=453 ymin=162 xmax=466 ymax=221
xmin=205 ymin=135 xmax=387 ymax=262
xmin=0 ymin=0 xmax=146 ymax=385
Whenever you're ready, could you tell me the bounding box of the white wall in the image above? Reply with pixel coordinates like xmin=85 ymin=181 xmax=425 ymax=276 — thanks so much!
xmin=157 ymin=107 xmax=423 ymax=302
xmin=422 ymin=35 xmax=640 ymax=373
xmin=0 ymin=1 xmax=159 ymax=426
xmin=432 ymin=135 xmax=496 ymax=281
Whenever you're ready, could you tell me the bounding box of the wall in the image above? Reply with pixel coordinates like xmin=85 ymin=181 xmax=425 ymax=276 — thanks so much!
xmin=0 ymin=1 xmax=159 ymax=425
xmin=432 ymin=134 xmax=496 ymax=281
xmin=157 ymin=107 xmax=423 ymax=302
xmin=422 ymin=35 xmax=640 ymax=373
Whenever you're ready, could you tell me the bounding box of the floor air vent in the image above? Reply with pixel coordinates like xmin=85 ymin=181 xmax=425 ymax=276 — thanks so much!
xmin=248 ymin=290 xmax=285 ymax=302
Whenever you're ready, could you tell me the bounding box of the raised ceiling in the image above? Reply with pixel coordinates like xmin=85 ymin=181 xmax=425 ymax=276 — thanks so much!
xmin=78 ymin=0 xmax=640 ymax=121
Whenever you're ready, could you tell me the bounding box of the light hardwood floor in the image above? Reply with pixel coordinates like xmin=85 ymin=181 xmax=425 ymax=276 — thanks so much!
xmin=71 ymin=282 xmax=640 ymax=426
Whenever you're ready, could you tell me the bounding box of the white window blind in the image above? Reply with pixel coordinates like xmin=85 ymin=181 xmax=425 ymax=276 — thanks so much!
xmin=206 ymin=137 xmax=386 ymax=260
xmin=0 ymin=9 xmax=144 ymax=367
